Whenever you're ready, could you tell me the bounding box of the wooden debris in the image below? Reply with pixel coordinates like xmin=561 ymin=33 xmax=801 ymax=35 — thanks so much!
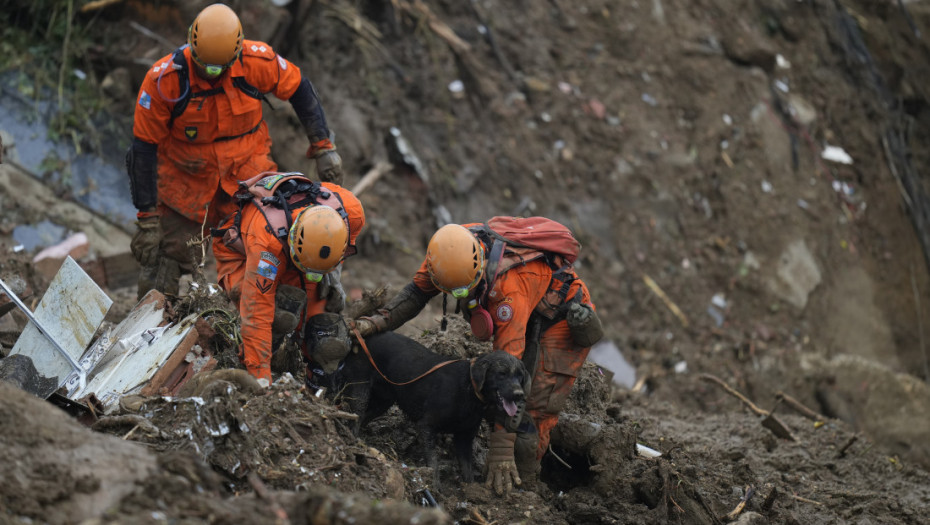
xmin=836 ymin=433 xmax=859 ymax=458
xmin=642 ymin=273 xmax=689 ymax=327
xmin=761 ymin=485 xmax=779 ymax=512
xmin=791 ymin=494 xmax=823 ymax=506
xmin=351 ymin=161 xmax=393 ymax=197
xmin=775 ymin=391 xmax=825 ymax=422
xmin=79 ymin=0 xmax=125 ymax=13
xmin=700 ymin=374 xmax=795 ymax=440
xmin=724 ymin=484 xmax=755 ymax=521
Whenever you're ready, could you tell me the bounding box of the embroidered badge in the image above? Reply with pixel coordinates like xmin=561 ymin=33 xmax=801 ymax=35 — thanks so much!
xmin=184 ymin=126 xmax=198 ymax=140
xmin=257 ymin=257 xmax=278 ymax=282
xmin=260 ymin=251 xmax=280 ymax=266
xmin=496 ymin=304 xmax=514 ymax=322
xmin=277 ymin=56 xmax=287 ymax=70
xmin=138 ymin=91 xmax=151 ymax=110
xmin=259 ymin=174 xmax=284 ymax=189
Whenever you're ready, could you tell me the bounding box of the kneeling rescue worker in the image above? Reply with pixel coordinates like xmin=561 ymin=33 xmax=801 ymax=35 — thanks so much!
xmin=354 ymin=218 xmax=604 ymax=494
xmin=126 ymin=3 xmax=345 ymax=299
xmin=213 ymin=171 xmax=365 ymax=388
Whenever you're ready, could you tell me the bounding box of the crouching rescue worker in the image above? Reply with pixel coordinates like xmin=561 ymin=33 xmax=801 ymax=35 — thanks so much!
xmin=126 ymin=3 xmax=345 ymax=299
xmin=213 ymin=171 xmax=365 ymax=388
xmin=354 ymin=218 xmax=604 ymax=494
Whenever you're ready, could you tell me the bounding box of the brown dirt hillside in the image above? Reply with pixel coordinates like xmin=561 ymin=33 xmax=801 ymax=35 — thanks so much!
xmin=3 ymin=0 xmax=930 ymax=523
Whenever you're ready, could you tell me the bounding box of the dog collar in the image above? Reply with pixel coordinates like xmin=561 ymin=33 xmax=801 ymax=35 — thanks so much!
xmin=468 ymin=357 xmax=485 ymax=403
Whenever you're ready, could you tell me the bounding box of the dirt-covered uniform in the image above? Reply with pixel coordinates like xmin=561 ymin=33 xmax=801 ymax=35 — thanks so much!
xmin=128 ymin=41 xmax=336 ymax=296
xmin=213 ymin=182 xmax=364 ymax=383
xmin=366 ymin=221 xmax=596 ymax=463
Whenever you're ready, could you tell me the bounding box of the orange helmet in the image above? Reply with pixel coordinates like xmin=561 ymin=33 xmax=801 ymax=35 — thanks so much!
xmin=188 ymin=4 xmax=243 ymax=71
xmin=288 ymin=205 xmax=349 ymax=282
xmin=425 ymin=224 xmax=486 ymax=298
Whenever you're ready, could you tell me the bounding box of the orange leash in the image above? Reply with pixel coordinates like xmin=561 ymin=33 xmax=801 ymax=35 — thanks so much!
xmin=351 ymin=327 xmax=463 ymax=386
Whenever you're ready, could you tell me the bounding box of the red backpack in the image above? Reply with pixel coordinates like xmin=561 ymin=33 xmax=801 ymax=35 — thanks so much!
xmin=469 ymin=216 xmax=582 ymax=320
xmin=483 ymin=216 xmax=580 ymax=266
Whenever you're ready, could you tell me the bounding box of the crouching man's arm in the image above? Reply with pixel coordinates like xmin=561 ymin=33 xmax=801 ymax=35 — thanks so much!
xmin=354 ymin=279 xmax=436 ymax=336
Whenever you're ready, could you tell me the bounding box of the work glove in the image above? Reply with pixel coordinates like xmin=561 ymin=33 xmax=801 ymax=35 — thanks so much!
xmin=485 ymin=431 xmax=521 ymax=495
xmin=130 ymin=216 xmax=161 ymax=267
xmin=314 ymin=150 xmax=344 ymax=185
xmin=318 ymin=266 xmax=346 ymax=313
xmin=352 ymin=317 xmax=377 ymax=337
xmin=566 ymin=301 xmax=604 ymax=348
xmin=176 ymin=368 xmax=265 ymax=397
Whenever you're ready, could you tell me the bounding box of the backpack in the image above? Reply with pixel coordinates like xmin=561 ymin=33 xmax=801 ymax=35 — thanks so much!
xmin=469 ymin=216 xmax=583 ymax=320
xmin=214 ymin=172 xmax=348 ymax=255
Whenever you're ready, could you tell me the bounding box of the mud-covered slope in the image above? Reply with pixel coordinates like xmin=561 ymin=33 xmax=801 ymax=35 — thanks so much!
xmin=3 ymin=0 xmax=930 ymax=523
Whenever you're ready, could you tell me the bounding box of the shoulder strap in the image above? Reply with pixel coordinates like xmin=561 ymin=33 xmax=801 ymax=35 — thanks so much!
xmin=168 ymin=49 xmax=191 ymax=128
xmin=168 ymin=51 xmax=273 ymax=128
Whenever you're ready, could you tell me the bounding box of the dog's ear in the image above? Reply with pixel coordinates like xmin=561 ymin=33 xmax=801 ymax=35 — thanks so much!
xmin=472 ymin=354 xmax=492 ymax=393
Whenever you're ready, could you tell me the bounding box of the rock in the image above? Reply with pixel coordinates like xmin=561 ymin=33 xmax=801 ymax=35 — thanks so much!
xmin=765 ymin=239 xmax=821 ymax=310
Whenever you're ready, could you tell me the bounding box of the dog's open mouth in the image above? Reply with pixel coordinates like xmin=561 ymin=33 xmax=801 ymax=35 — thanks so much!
xmin=498 ymin=393 xmax=519 ymax=417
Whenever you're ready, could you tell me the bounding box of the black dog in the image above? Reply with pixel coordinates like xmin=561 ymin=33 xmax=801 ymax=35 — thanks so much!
xmin=337 ymin=331 xmax=528 ymax=486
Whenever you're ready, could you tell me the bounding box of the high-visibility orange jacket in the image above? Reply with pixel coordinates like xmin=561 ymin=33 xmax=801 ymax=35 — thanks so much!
xmin=131 ymin=41 xmax=326 ymax=223
xmin=213 ymin=183 xmax=365 ymax=382
xmin=409 ymin=226 xmax=594 ymax=457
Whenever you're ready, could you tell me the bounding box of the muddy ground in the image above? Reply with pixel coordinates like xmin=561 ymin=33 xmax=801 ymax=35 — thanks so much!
xmin=3 ymin=0 xmax=930 ymax=523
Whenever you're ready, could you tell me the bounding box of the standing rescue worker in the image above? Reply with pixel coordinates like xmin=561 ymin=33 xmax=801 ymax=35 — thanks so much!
xmin=354 ymin=219 xmax=604 ymax=494
xmin=213 ymin=172 xmax=365 ymax=387
xmin=127 ymin=3 xmax=344 ymax=299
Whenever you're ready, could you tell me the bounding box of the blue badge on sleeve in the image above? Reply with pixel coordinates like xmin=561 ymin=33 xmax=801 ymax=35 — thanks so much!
xmin=139 ymin=90 xmax=151 ymax=110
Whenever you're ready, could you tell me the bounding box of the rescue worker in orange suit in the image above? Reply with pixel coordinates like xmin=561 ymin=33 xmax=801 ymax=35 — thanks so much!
xmin=126 ymin=3 xmax=345 ymax=299
xmin=213 ymin=172 xmax=365 ymax=388
xmin=354 ymin=221 xmax=604 ymax=494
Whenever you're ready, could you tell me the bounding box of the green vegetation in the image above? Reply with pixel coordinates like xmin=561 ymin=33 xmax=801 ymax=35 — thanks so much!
xmin=1 ymin=0 xmax=129 ymax=159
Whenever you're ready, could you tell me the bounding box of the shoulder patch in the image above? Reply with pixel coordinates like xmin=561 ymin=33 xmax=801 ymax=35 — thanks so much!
xmin=242 ymin=40 xmax=276 ymax=60
xmin=138 ymin=90 xmax=151 ymax=110
xmin=260 ymin=251 xmax=281 ymax=266
xmin=277 ymin=55 xmax=287 ymax=70
xmin=496 ymin=304 xmax=514 ymax=322
xmin=257 ymin=251 xmax=280 ymax=283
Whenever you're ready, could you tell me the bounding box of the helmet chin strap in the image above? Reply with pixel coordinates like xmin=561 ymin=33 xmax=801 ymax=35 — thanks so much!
xmin=440 ymin=293 xmax=448 ymax=332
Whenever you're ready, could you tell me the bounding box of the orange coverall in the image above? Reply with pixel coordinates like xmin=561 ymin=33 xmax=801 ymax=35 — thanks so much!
xmin=132 ymin=41 xmax=315 ymax=225
xmin=213 ymin=183 xmax=365 ymax=382
xmin=410 ymin=239 xmax=594 ymax=459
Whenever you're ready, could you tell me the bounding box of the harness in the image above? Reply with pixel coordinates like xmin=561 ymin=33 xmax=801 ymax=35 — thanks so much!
xmin=212 ymin=172 xmax=349 ymax=255
xmin=350 ymin=327 xmax=486 ymax=402
xmin=162 ymin=46 xmax=272 ymax=139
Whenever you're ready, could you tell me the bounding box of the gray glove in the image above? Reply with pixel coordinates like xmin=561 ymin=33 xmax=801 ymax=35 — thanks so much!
xmin=566 ymin=301 xmax=604 ymax=348
xmin=318 ymin=265 xmax=346 ymax=313
xmin=314 ymin=150 xmax=344 ymax=185
xmin=485 ymin=430 xmax=521 ymax=495
xmin=352 ymin=317 xmax=378 ymax=337
xmin=130 ymin=216 xmax=161 ymax=267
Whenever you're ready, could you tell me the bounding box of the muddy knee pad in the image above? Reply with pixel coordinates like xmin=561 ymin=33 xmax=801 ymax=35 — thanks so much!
xmin=272 ymin=285 xmax=306 ymax=341
xmin=514 ymin=429 xmax=541 ymax=480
